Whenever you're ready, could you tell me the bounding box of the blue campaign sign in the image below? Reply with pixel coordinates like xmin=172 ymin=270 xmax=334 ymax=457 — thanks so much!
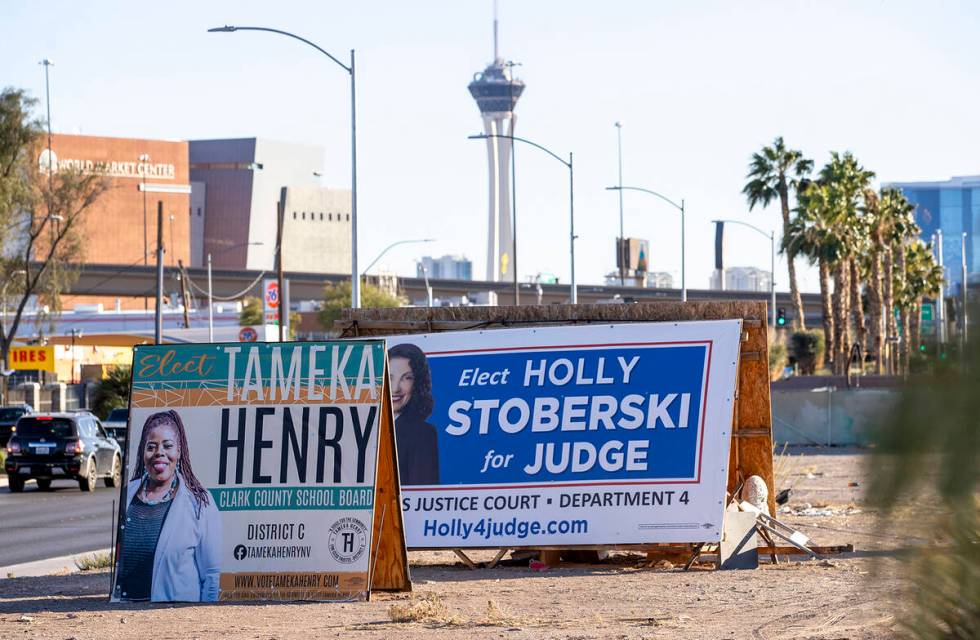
xmin=424 ymin=343 xmax=709 ymax=485
xmin=387 ymin=321 xmax=743 ymax=549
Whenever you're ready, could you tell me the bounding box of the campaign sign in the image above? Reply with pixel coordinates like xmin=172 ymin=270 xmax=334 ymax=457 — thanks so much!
xmin=111 ymin=341 xmax=389 ymax=602
xmin=387 ymin=321 xmax=742 ymax=548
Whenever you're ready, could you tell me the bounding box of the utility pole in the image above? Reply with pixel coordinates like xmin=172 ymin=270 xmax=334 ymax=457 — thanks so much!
xmin=177 ymin=260 xmax=192 ymax=328
xmin=276 ymin=190 xmax=286 ymax=342
xmin=207 ymin=253 xmax=214 ymax=342
xmin=936 ymin=230 xmax=946 ymax=345
xmin=154 ymin=202 xmax=164 ymax=344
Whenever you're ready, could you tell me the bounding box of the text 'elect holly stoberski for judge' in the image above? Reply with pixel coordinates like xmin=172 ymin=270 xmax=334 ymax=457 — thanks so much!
xmin=449 ymin=355 xmax=694 ymax=475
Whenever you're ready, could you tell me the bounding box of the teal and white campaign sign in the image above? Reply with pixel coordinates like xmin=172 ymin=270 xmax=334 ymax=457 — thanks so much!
xmin=386 ymin=321 xmax=742 ymax=548
xmin=112 ymin=340 xmax=390 ymax=602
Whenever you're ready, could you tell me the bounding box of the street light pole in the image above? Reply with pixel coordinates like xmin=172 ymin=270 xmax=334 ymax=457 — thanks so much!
xmin=712 ymin=218 xmax=776 ymax=329
xmin=615 ymin=122 xmax=625 ymax=285
xmin=963 ymin=231 xmax=968 ymax=346
xmin=605 ymin=185 xmax=686 ymax=302
xmin=361 ymin=238 xmax=436 ymax=278
xmin=469 ymin=133 xmax=576 ymax=304
xmin=208 ymin=26 xmax=360 ymax=309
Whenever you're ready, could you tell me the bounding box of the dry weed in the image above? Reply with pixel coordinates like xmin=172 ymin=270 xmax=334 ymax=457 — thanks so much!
xmin=388 ymin=593 xmax=466 ymax=625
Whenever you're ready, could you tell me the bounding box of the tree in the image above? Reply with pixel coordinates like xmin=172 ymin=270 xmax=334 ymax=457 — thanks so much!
xmin=319 ymin=281 xmax=405 ymax=331
xmin=0 ymin=88 xmax=108 ymax=401
xmin=239 ymin=295 xmax=301 ymax=339
xmin=92 ymin=365 xmax=131 ymax=419
xmin=817 ymin=152 xmax=874 ymax=374
xmin=239 ymin=296 xmax=262 ymax=326
xmin=787 ymin=182 xmax=842 ymax=371
xmin=743 ymin=136 xmax=813 ymax=331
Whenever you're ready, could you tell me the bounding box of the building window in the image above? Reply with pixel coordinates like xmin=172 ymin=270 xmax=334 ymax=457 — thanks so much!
xmin=346 ymin=213 xmax=350 ymax=222
xmin=302 ymin=212 xmax=306 ymax=220
xmin=319 ymin=212 xmax=324 ymax=221
xmin=328 ymin=213 xmax=332 ymax=221
xmin=197 ymin=207 xmax=202 ymax=217
xmin=293 ymin=212 xmax=297 ymax=219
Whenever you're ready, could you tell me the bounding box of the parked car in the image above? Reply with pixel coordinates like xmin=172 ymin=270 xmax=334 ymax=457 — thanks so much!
xmin=0 ymin=404 xmax=34 ymax=447
xmin=4 ymin=412 xmax=122 ymax=492
xmin=102 ymin=407 xmax=129 ymax=447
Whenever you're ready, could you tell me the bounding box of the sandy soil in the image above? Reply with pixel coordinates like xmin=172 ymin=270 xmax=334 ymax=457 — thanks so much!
xmin=0 ymin=447 xmax=913 ymax=639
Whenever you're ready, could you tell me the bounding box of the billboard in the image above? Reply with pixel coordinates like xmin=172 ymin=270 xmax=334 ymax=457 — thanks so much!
xmin=111 ymin=340 xmax=405 ymax=602
xmin=387 ymin=321 xmax=742 ymax=548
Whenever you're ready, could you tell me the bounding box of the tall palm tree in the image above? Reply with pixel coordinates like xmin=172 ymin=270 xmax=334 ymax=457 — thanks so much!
xmin=882 ymin=190 xmax=919 ymax=373
xmin=786 ymin=182 xmax=842 ymax=370
xmin=743 ymin=137 xmax=813 ymax=331
xmin=818 ymin=152 xmax=875 ymax=374
xmin=901 ymin=239 xmax=941 ymax=372
xmin=861 ymin=189 xmax=886 ymax=373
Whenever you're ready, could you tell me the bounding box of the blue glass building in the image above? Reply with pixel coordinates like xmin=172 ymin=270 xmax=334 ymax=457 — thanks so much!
xmin=883 ymin=175 xmax=980 ymax=295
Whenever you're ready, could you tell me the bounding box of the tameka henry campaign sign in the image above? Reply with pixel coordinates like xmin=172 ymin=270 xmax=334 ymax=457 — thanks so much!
xmin=387 ymin=321 xmax=742 ymax=548
xmin=112 ymin=341 xmax=391 ymax=602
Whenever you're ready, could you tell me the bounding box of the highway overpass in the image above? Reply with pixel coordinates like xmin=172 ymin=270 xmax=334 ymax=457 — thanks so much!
xmin=66 ymin=263 xmax=826 ymax=325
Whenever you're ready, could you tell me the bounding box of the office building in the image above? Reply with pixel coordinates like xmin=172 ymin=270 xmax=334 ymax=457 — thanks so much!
xmin=469 ymin=15 xmax=524 ymax=282
xmin=884 ymin=175 xmax=979 ymax=293
xmin=418 ymin=255 xmax=473 ymax=281
xmin=190 ymin=138 xmax=351 ymax=274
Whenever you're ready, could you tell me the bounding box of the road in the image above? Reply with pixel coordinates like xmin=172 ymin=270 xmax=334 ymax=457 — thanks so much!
xmin=0 ymin=477 xmax=118 ymax=568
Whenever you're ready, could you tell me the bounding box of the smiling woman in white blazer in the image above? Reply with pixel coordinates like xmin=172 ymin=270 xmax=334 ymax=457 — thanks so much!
xmin=114 ymin=410 xmax=221 ymax=602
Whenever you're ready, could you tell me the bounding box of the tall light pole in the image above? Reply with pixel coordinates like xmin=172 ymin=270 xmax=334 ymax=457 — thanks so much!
xmin=208 ymin=25 xmax=360 ymax=309
xmin=39 ymin=59 xmax=54 ymax=179
xmin=713 ymin=219 xmax=776 ymax=329
xmin=470 ymin=133 xmax=576 ymax=304
xmin=935 ymin=230 xmax=946 ymax=345
xmin=605 ymin=186 xmax=686 ymax=302
xmin=962 ymin=231 xmax=968 ymax=345
xmin=614 ymin=122 xmax=625 ymax=285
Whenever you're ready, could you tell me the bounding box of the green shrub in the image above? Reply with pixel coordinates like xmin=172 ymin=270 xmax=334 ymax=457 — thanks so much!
xmin=769 ymin=342 xmax=787 ymax=379
xmin=93 ymin=365 xmax=131 ymax=419
xmin=789 ymin=330 xmax=825 ymax=375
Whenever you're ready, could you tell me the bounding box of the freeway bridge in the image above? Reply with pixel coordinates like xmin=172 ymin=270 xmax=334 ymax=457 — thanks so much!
xmin=67 ymin=263 xmax=826 ymax=325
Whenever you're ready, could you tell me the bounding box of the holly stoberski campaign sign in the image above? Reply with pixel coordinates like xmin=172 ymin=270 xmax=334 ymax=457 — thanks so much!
xmin=387 ymin=321 xmax=742 ymax=548
xmin=111 ymin=341 xmax=390 ymax=602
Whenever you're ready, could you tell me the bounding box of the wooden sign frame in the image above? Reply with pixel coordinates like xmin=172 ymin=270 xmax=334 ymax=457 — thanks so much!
xmin=336 ymin=301 xmax=777 ymax=556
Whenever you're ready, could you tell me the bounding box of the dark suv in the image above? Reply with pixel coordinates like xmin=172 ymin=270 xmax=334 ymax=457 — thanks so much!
xmin=4 ymin=412 xmax=122 ymax=492
xmin=0 ymin=404 xmax=33 ymax=447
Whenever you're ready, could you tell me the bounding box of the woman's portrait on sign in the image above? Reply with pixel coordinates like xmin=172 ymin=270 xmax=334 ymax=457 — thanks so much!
xmin=114 ymin=410 xmax=221 ymax=602
xmin=388 ymin=343 xmax=440 ymax=485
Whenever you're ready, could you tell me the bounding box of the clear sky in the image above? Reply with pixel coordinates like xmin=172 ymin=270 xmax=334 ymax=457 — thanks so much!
xmin=3 ymin=1 xmax=978 ymax=292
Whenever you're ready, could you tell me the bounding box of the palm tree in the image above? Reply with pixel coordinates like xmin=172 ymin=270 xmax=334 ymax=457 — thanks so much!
xmin=743 ymin=137 xmax=813 ymax=331
xmin=818 ymin=152 xmax=875 ymax=375
xmin=786 ymin=182 xmax=842 ymax=370
xmin=874 ymin=189 xmax=917 ymax=373
xmin=902 ymin=239 xmax=942 ymax=371
xmin=861 ymin=189 xmax=886 ymax=373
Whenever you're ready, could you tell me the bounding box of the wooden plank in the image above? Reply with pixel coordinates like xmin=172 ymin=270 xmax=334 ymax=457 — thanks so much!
xmin=368 ymin=374 xmax=412 ymax=592
xmin=758 ymin=544 xmax=853 ymax=556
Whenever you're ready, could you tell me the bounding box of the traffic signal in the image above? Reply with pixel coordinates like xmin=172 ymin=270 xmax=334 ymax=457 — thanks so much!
xmin=776 ymin=308 xmax=787 ymax=327
xmin=919 ymin=342 xmax=927 ymax=353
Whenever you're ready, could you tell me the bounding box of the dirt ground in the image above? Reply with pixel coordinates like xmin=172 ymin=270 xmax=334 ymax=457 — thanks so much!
xmin=0 ymin=447 xmax=915 ymax=639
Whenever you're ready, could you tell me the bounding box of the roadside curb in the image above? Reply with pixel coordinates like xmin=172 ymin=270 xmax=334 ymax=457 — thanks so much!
xmin=0 ymin=548 xmax=111 ymax=579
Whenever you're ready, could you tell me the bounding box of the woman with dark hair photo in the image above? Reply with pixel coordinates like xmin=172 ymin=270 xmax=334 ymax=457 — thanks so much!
xmin=114 ymin=410 xmax=221 ymax=602
xmin=388 ymin=343 xmax=440 ymax=485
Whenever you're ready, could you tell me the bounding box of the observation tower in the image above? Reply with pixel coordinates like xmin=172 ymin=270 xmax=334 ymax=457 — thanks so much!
xmin=468 ymin=14 xmax=524 ymax=282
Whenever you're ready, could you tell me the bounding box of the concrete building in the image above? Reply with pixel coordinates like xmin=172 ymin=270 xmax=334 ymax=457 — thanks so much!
xmin=469 ymin=14 xmax=524 ymax=283
xmin=280 ymin=186 xmax=352 ymax=274
xmin=417 ymin=255 xmax=473 ymax=281
xmin=189 ymin=138 xmax=350 ymax=273
xmin=709 ymin=266 xmax=772 ymax=292
xmin=884 ymin=175 xmax=980 ymax=294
